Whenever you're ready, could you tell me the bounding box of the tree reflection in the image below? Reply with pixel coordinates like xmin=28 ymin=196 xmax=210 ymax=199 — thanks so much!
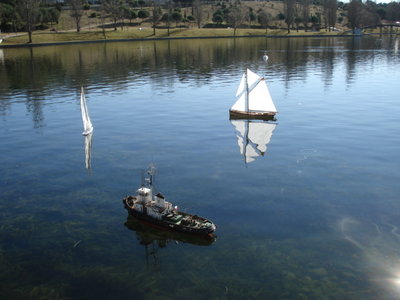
xmin=0 ymin=36 xmax=396 ymax=122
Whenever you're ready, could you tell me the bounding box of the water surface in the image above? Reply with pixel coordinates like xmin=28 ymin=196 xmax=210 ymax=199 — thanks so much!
xmin=1 ymin=36 xmax=400 ymax=299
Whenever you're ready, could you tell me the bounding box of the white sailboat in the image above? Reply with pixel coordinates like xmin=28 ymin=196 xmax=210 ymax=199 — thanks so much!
xmin=80 ymin=87 xmax=93 ymax=136
xmin=231 ymin=119 xmax=277 ymax=164
xmin=229 ymin=68 xmax=277 ymax=120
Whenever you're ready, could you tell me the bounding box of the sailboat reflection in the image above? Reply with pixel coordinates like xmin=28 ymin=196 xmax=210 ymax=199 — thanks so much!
xmin=84 ymin=132 xmax=93 ymax=171
xmin=230 ymin=119 xmax=277 ymax=164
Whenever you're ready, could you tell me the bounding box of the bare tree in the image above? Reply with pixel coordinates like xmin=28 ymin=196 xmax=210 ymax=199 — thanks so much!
xmin=69 ymin=0 xmax=84 ymax=32
xmin=257 ymin=8 xmax=271 ymax=33
xmin=226 ymin=1 xmax=247 ymax=37
xmin=322 ymin=0 xmax=337 ymax=31
xmin=17 ymin=0 xmax=41 ymax=43
xmin=301 ymin=0 xmax=310 ymax=31
xmin=284 ymin=0 xmax=296 ymax=33
xmin=162 ymin=1 xmax=173 ymax=36
xmin=102 ymin=0 xmax=125 ymax=31
xmin=326 ymin=0 xmax=337 ymax=31
xmin=151 ymin=1 xmax=162 ymax=36
xmin=192 ymin=0 xmax=203 ymax=29
xmin=322 ymin=0 xmax=329 ymax=30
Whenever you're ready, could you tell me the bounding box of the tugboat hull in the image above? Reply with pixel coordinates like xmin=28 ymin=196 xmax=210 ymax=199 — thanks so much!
xmin=125 ymin=215 xmax=216 ymax=246
xmin=123 ymin=197 xmax=216 ymax=236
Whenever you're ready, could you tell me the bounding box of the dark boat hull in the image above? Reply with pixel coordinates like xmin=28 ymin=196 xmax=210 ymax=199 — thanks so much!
xmin=229 ymin=109 xmax=276 ymax=120
xmin=125 ymin=215 xmax=216 ymax=245
xmin=123 ymin=198 xmax=215 ymax=236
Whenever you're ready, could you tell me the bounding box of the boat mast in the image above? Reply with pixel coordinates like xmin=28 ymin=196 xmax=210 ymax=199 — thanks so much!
xmin=245 ymin=69 xmax=249 ymax=112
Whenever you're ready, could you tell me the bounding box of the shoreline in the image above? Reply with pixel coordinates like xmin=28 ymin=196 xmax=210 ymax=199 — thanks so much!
xmin=0 ymin=31 xmax=395 ymax=49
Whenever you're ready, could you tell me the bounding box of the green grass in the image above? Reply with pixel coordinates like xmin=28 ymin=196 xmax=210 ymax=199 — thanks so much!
xmin=1 ymin=26 xmax=357 ymax=46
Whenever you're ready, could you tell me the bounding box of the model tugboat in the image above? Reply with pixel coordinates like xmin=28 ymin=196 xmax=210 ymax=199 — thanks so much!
xmin=123 ymin=166 xmax=216 ymax=236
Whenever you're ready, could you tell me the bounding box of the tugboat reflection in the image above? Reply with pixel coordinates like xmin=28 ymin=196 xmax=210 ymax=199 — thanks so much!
xmin=125 ymin=215 xmax=216 ymax=267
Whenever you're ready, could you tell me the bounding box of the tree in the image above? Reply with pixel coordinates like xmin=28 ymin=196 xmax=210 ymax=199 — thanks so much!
xmin=212 ymin=9 xmax=225 ymax=25
xmin=284 ymin=0 xmax=296 ymax=33
xmin=172 ymin=10 xmax=182 ymax=27
xmin=226 ymin=1 xmax=247 ymax=36
xmin=69 ymin=0 xmax=84 ymax=32
xmin=212 ymin=13 xmax=223 ymax=25
xmin=310 ymin=15 xmax=319 ymax=29
xmin=248 ymin=7 xmax=256 ymax=25
xmin=137 ymin=9 xmax=149 ymax=21
xmin=39 ymin=7 xmax=49 ymax=27
xmin=294 ymin=16 xmax=302 ymax=32
xmin=123 ymin=7 xmax=136 ymax=24
xmin=17 ymin=0 xmax=41 ymax=43
xmin=150 ymin=2 xmax=161 ymax=36
xmin=192 ymin=0 xmax=203 ymax=29
xmin=49 ymin=7 xmax=60 ymax=26
xmin=386 ymin=2 xmax=400 ymax=22
xmin=347 ymin=0 xmax=362 ymax=32
xmin=257 ymin=9 xmax=271 ymax=33
xmin=326 ymin=0 xmax=337 ymax=31
xmin=1 ymin=3 xmax=18 ymax=32
xmin=39 ymin=7 xmax=59 ymax=27
xmin=102 ymin=0 xmax=125 ymax=31
xmin=300 ymin=0 xmax=310 ymax=31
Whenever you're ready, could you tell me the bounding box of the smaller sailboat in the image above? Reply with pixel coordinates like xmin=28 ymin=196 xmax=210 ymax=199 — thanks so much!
xmin=263 ymin=52 xmax=269 ymax=62
xmin=229 ymin=68 xmax=277 ymax=120
xmin=80 ymin=87 xmax=93 ymax=136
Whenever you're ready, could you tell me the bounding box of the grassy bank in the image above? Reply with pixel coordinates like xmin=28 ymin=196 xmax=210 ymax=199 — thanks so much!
xmin=1 ymin=26 xmax=362 ymax=47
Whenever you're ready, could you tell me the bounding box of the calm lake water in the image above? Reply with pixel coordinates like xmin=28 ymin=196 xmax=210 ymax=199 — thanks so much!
xmin=1 ymin=36 xmax=400 ymax=299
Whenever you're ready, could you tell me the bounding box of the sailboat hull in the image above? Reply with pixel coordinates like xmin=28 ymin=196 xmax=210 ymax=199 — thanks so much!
xmin=229 ymin=109 xmax=276 ymax=120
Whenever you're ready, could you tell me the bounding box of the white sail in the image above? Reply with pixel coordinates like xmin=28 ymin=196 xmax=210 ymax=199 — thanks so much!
xmin=80 ymin=87 xmax=93 ymax=136
xmin=231 ymin=74 xmax=246 ymax=111
xmin=230 ymin=69 xmax=277 ymax=114
xmin=231 ymin=119 xmax=277 ymax=164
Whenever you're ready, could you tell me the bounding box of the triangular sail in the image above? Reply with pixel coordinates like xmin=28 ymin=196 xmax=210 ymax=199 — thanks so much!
xmin=80 ymin=87 xmax=93 ymax=135
xmin=231 ymin=119 xmax=277 ymax=164
xmin=231 ymin=74 xmax=246 ymax=112
xmin=247 ymin=69 xmax=276 ymax=113
xmin=230 ymin=69 xmax=277 ymax=113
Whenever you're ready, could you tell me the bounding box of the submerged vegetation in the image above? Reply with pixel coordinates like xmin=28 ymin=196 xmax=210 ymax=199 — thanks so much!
xmin=1 ymin=0 xmax=399 ymax=45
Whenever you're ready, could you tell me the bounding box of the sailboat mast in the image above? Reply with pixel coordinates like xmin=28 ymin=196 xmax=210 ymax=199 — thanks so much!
xmin=245 ymin=69 xmax=249 ymax=112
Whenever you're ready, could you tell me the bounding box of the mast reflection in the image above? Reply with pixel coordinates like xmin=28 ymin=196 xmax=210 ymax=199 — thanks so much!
xmin=84 ymin=132 xmax=93 ymax=171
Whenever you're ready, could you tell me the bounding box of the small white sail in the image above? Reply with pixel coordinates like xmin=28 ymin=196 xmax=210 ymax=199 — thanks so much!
xmin=231 ymin=119 xmax=277 ymax=164
xmin=230 ymin=69 xmax=277 ymax=114
xmin=80 ymin=87 xmax=93 ymax=136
